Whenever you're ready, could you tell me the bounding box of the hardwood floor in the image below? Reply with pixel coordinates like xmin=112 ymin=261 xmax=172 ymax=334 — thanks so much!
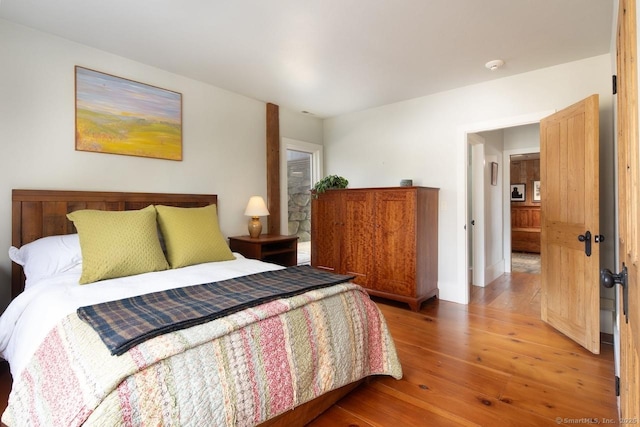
xmin=310 ymin=272 xmax=618 ymax=426
xmin=0 ymin=272 xmax=617 ymax=426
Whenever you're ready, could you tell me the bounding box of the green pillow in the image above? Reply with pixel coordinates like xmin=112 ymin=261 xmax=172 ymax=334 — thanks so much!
xmin=67 ymin=205 xmax=169 ymax=284
xmin=155 ymin=204 xmax=235 ymax=268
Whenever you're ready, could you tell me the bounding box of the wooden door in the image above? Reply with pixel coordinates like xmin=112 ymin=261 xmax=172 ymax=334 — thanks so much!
xmin=373 ymin=189 xmax=416 ymax=296
xmin=342 ymin=191 xmax=374 ymax=286
xmin=540 ymin=94 xmax=601 ymax=354
xmin=310 ymin=191 xmax=342 ymax=273
xmin=616 ymin=0 xmax=640 ymax=418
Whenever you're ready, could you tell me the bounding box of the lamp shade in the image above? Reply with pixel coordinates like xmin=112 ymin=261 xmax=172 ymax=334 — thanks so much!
xmin=244 ymin=196 xmax=270 ymax=217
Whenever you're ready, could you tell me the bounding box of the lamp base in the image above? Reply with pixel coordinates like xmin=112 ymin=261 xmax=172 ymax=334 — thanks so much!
xmin=248 ymin=217 xmax=262 ymax=238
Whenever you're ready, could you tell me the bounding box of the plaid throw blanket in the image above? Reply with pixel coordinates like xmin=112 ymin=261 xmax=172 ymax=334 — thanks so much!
xmin=77 ymin=265 xmax=355 ymax=356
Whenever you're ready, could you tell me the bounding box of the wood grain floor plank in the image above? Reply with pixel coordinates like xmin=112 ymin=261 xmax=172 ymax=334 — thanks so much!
xmin=331 ymin=381 xmax=476 ymax=427
xmin=499 ymin=374 xmax=618 ymax=421
xmin=385 ymin=313 xmax=614 ymax=400
xmin=312 ymin=272 xmax=618 ymax=426
xmin=305 ymin=405 xmax=376 ymax=427
xmin=372 ymin=375 xmax=552 ymax=427
xmin=396 ymin=344 xmax=511 ymax=397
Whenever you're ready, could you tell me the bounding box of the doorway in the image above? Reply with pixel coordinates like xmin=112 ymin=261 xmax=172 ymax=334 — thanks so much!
xmin=286 ymin=149 xmax=312 ymax=264
xmin=467 ymin=125 xmax=541 ymax=293
xmin=282 ymin=138 xmax=323 ymax=265
xmin=509 ymin=152 xmax=541 ymax=274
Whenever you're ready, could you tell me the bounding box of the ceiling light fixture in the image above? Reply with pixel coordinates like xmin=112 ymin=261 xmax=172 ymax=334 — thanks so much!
xmin=485 ymin=59 xmax=505 ymax=71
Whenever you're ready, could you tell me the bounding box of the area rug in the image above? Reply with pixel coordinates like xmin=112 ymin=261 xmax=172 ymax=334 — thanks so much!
xmin=512 ymin=252 xmax=541 ymax=274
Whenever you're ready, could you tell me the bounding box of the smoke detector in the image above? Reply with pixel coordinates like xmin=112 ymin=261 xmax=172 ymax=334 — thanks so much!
xmin=485 ymin=59 xmax=505 ymax=71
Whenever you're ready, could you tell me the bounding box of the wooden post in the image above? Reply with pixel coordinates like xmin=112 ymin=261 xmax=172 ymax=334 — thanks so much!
xmin=266 ymin=103 xmax=280 ymax=235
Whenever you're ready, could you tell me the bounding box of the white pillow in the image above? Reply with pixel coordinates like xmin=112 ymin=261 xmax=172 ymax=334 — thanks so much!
xmin=9 ymin=234 xmax=82 ymax=288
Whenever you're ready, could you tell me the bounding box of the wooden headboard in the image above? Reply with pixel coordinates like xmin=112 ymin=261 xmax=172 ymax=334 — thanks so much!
xmin=11 ymin=189 xmax=218 ymax=299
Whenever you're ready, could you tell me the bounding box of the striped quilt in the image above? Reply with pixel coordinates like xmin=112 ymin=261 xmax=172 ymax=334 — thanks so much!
xmin=2 ymin=283 xmax=402 ymax=426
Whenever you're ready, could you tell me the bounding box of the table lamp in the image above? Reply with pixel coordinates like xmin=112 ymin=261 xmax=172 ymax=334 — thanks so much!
xmin=244 ymin=196 xmax=269 ymax=238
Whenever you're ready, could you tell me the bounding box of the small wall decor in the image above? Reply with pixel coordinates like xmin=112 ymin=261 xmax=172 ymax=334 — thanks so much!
xmin=510 ymin=183 xmax=526 ymax=201
xmin=75 ymin=66 xmax=182 ymax=160
xmin=533 ymin=180 xmax=541 ymax=202
xmin=490 ymin=162 xmax=498 ymax=186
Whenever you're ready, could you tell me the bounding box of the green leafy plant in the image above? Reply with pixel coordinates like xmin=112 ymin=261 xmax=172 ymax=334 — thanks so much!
xmin=311 ymin=175 xmax=349 ymax=197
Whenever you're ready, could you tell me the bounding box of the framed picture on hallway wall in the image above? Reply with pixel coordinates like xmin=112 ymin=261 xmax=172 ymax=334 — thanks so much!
xmin=510 ymin=183 xmax=525 ymax=201
xmin=533 ymin=180 xmax=541 ymax=202
xmin=490 ymin=162 xmax=498 ymax=186
xmin=75 ymin=66 xmax=183 ymax=161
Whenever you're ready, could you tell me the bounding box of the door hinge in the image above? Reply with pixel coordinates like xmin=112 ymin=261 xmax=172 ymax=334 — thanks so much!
xmin=615 ymin=376 xmax=620 ymax=396
xmin=613 ymin=75 xmax=617 ymax=95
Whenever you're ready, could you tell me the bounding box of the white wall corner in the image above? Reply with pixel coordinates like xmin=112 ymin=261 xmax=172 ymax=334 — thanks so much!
xmin=438 ymin=280 xmax=469 ymax=305
xmin=485 ymin=259 xmax=505 ymax=285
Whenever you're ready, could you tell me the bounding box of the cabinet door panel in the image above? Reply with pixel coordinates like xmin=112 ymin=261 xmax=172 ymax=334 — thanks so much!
xmin=342 ymin=191 xmax=374 ymax=285
xmin=531 ymin=208 xmax=541 ymax=228
xmin=515 ymin=208 xmax=530 ymax=228
xmin=311 ymin=192 xmax=342 ymax=272
xmin=373 ymin=190 xmax=416 ymax=295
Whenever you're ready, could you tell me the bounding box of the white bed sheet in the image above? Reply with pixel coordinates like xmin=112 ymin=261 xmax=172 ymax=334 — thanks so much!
xmin=0 ymin=253 xmax=283 ymax=379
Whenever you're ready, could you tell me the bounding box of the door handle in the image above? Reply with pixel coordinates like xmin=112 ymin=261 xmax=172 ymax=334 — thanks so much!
xmin=601 ymin=264 xmax=628 ymax=323
xmin=578 ymin=231 xmax=592 ymax=256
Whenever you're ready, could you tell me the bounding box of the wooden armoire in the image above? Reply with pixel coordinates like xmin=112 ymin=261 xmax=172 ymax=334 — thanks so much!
xmin=311 ymin=186 xmax=438 ymax=311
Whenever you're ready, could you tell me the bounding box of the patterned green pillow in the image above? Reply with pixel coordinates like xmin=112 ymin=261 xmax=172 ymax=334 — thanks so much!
xmin=155 ymin=204 xmax=235 ymax=268
xmin=67 ymin=205 xmax=169 ymax=284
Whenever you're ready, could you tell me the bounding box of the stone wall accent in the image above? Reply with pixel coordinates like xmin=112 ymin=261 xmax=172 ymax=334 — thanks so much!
xmin=287 ymin=158 xmax=311 ymax=242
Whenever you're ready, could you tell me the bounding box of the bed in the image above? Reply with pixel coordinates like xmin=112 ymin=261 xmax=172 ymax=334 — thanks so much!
xmin=1 ymin=189 xmax=402 ymax=426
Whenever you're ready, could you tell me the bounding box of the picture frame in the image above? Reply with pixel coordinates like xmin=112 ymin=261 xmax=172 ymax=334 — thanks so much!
xmin=510 ymin=183 xmax=526 ymax=202
xmin=490 ymin=162 xmax=498 ymax=186
xmin=533 ymin=180 xmax=541 ymax=202
xmin=75 ymin=66 xmax=183 ymax=161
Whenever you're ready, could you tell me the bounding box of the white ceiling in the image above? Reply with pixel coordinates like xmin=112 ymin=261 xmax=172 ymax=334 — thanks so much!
xmin=0 ymin=0 xmax=615 ymax=118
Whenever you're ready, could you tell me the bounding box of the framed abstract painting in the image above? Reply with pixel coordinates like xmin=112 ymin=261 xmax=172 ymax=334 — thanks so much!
xmin=75 ymin=66 xmax=182 ymax=160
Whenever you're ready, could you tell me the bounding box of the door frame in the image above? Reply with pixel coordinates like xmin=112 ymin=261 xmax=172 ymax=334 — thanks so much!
xmin=468 ymin=133 xmax=486 ymax=287
xmin=280 ymin=137 xmax=323 ymax=234
xmin=457 ymin=110 xmax=555 ymax=303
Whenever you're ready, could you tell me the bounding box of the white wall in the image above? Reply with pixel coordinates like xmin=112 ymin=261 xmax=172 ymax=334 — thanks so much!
xmin=324 ymin=54 xmax=614 ymax=304
xmin=503 ymin=124 xmax=540 ymax=151
xmin=280 ymin=109 xmax=324 ymax=145
xmin=0 ymin=20 xmax=323 ymax=309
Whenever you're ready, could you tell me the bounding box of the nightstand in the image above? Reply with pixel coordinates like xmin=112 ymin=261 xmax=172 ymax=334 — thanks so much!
xmin=228 ymin=235 xmax=298 ymax=267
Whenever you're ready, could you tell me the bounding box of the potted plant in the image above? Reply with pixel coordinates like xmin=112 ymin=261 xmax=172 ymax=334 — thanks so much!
xmin=311 ymin=175 xmax=349 ymax=197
